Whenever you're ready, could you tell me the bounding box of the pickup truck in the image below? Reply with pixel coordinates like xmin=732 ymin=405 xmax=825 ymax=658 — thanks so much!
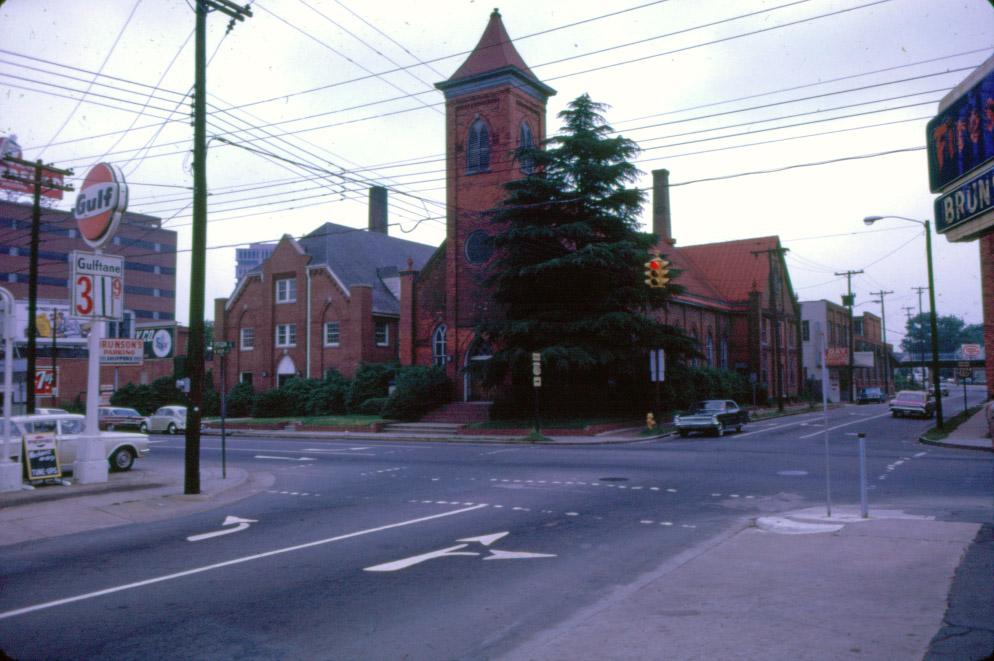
xmin=673 ymin=400 xmax=750 ymax=437
xmin=889 ymin=390 xmax=934 ymax=418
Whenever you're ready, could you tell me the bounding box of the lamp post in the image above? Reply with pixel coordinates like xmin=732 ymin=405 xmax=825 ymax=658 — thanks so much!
xmin=863 ymin=215 xmax=943 ymax=429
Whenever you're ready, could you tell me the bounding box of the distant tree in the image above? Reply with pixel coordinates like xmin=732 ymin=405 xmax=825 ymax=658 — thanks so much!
xmin=481 ymin=94 xmax=693 ymax=416
xmin=901 ymin=313 xmax=979 ymax=354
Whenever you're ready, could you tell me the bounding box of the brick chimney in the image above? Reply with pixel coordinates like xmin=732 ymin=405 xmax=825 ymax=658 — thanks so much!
xmin=369 ymin=186 xmax=388 ymax=235
xmin=652 ymin=169 xmax=675 ymax=245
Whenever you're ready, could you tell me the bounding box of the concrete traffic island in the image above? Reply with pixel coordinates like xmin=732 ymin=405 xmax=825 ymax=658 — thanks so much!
xmin=502 ymin=509 xmax=981 ymax=660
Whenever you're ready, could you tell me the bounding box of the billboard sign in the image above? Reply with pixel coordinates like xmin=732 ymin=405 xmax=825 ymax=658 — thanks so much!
xmin=14 ymin=300 xmax=92 ymax=344
xmin=962 ymin=343 xmax=982 ymax=358
xmin=70 ymin=251 xmax=124 ymax=321
xmin=99 ymin=338 xmax=144 ymax=365
xmin=0 ymin=134 xmax=65 ymax=200
xmin=72 ymin=162 xmax=128 ymax=249
xmin=926 ymin=65 xmax=994 ymax=193
xmin=934 ymin=162 xmax=994 ymax=237
xmin=135 ymin=325 xmax=175 ymax=359
xmin=825 ymin=347 xmax=849 ymax=367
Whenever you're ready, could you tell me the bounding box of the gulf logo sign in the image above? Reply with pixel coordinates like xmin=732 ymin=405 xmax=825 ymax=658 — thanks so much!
xmin=72 ymin=162 xmax=128 ymax=248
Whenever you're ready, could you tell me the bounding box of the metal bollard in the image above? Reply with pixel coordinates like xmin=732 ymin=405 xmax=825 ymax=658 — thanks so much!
xmin=857 ymin=432 xmax=868 ymax=518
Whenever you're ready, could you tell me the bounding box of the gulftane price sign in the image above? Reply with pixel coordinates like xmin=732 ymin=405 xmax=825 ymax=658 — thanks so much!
xmin=70 ymin=251 xmax=124 ymax=321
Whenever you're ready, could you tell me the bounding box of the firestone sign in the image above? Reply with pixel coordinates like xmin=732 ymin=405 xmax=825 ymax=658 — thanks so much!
xmin=72 ymin=162 xmax=128 ymax=249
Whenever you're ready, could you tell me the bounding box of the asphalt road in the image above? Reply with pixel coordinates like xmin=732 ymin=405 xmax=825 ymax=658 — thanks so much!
xmin=1 ymin=388 xmax=990 ymax=660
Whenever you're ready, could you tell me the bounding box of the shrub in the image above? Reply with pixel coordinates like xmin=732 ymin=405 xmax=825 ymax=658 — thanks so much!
xmin=253 ymin=388 xmax=296 ymax=418
xmin=382 ymin=366 xmax=452 ymax=420
xmin=305 ymin=371 xmax=349 ymax=416
xmin=225 ymin=382 xmax=256 ymax=418
xmin=358 ymin=397 xmax=388 ymax=416
xmin=346 ymin=363 xmax=396 ymax=412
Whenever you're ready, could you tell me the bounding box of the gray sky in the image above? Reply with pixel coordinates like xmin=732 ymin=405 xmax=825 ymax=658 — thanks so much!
xmin=2 ymin=0 xmax=992 ymax=348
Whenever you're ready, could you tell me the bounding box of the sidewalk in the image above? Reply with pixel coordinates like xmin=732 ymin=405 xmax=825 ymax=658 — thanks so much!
xmin=920 ymin=406 xmax=994 ymax=452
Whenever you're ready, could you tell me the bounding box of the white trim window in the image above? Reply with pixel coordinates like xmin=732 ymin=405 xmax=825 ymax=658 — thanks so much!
xmin=375 ymin=320 xmax=389 ymax=347
xmin=275 ymin=278 xmax=297 ymax=303
xmin=276 ymin=323 xmax=297 ymax=347
xmin=324 ymin=321 xmax=340 ymax=347
xmin=239 ymin=372 xmax=253 ymax=385
xmin=240 ymin=327 xmax=254 ymax=351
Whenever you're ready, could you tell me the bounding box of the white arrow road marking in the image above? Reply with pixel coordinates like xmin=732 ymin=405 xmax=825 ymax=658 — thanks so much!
xmin=484 ymin=549 xmax=556 ymax=560
xmin=187 ymin=516 xmax=258 ymax=542
xmin=798 ymin=411 xmax=892 ymax=439
xmin=457 ymin=532 xmax=508 ymax=546
xmin=254 ymin=455 xmax=316 ymax=461
xmin=364 ymin=545 xmax=480 ymax=572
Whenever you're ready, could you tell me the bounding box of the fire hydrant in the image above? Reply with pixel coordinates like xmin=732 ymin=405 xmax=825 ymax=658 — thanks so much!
xmin=646 ymin=412 xmax=656 ymax=430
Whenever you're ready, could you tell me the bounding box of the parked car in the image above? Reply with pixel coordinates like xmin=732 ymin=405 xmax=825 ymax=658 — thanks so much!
xmin=856 ymin=387 xmax=886 ymax=404
xmin=889 ymin=390 xmax=935 ymax=418
xmin=8 ymin=413 xmax=150 ymax=471
xmin=98 ymin=406 xmax=147 ymax=431
xmin=673 ymin=400 xmax=749 ymax=437
xmin=929 ymin=384 xmax=950 ymax=397
xmin=145 ymin=405 xmax=187 ymax=434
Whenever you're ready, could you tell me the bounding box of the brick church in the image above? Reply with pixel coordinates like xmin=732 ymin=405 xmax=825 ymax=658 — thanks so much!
xmin=397 ymin=10 xmax=802 ymax=404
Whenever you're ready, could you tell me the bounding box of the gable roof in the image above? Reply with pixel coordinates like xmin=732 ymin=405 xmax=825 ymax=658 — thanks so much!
xmin=675 ymin=236 xmax=782 ymax=303
xmin=299 ymin=222 xmax=436 ymax=315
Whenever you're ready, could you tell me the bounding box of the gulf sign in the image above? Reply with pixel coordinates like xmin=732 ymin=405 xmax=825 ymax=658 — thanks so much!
xmin=72 ymin=162 xmax=128 ymax=249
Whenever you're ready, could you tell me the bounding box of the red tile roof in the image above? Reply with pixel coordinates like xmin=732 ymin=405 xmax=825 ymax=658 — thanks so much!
xmin=447 ymin=10 xmax=539 ymax=83
xmin=671 ymin=236 xmax=782 ymax=303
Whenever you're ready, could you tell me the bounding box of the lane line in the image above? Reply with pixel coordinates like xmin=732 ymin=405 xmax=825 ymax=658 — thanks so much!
xmin=798 ymin=412 xmax=892 ymax=439
xmin=733 ymin=415 xmax=825 ymax=437
xmin=0 ymin=504 xmax=487 ymax=621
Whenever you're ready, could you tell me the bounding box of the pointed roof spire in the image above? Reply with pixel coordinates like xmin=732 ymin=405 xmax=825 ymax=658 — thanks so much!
xmin=436 ymin=10 xmax=555 ymax=99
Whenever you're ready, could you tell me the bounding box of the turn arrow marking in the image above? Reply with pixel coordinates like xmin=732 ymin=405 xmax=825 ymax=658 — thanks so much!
xmin=187 ymin=516 xmax=258 ymax=542
xmin=253 ymin=455 xmax=316 ymax=462
xmin=484 ymin=549 xmax=557 ymax=560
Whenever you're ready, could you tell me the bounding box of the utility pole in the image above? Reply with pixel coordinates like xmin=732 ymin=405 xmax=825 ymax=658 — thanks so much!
xmin=753 ymin=246 xmax=789 ymax=411
xmin=902 ymin=306 xmax=916 ymax=386
xmin=1 ymin=156 xmax=73 ymax=414
xmin=185 ymin=0 xmax=252 ymax=495
xmin=835 ymin=269 xmax=863 ymax=402
xmin=912 ymin=286 xmax=929 ymax=390
xmin=869 ymin=290 xmax=893 ymax=396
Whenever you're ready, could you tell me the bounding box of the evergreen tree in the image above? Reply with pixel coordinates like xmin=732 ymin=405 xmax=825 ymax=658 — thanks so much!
xmin=480 ymin=94 xmax=692 ymax=414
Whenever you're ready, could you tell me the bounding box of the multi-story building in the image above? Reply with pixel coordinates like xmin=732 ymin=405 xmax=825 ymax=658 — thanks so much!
xmin=0 ymin=199 xmax=179 ymax=408
xmin=213 ymin=194 xmax=436 ymax=389
xmin=235 ymin=243 xmax=276 ymax=283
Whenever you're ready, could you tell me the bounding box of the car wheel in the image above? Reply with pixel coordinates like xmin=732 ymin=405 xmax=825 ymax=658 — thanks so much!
xmin=715 ymin=423 xmax=725 ymax=437
xmin=891 ymin=411 xmax=898 ymax=417
xmin=139 ymin=422 xmax=148 ymax=433
xmin=167 ymin=422 xmax=177 ymax=435
xmin=736 ymin=424 xmax=743 ymax=433
xmin=110 ymin=447 xmax=135 ymax=472
xmin=678 ymin=430 xmax=690 ymax=438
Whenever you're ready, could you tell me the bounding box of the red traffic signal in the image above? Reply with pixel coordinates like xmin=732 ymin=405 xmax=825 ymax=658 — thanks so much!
xmin=644 ymin=258 xmax=670 ymax=288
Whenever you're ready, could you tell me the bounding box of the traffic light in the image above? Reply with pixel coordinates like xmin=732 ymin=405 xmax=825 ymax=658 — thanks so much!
xmin=644 ymin=257 xmax=670 ymax=288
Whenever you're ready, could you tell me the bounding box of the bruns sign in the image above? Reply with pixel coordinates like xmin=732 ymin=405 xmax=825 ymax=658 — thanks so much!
xmin=927 ymin=66 xmax=994 ymax=193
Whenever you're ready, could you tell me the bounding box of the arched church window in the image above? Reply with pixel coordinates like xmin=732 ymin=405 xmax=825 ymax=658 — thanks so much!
xmin=432 ymin=325 xmax=448 ymax=367
xmin=519 ymin=121 xmax=534 ymax=173
xmin=706 ymin=331 xmax=715 ymax=368
xmin=467 ymin=118 xmax=490 ymax=173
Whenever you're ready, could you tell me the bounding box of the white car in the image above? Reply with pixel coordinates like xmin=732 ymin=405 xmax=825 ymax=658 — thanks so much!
xmin=144 ymin=405 xmax=187 ymax=434
xmin=6 ymin=413 xmax=150 ymax=472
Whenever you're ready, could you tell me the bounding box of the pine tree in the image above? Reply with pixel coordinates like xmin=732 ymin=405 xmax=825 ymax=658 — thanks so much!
xmin=480 ymin=94 xmax=691 ymax=415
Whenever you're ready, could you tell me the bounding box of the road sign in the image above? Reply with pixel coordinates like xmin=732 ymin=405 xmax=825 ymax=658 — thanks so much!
xmin=72 ymin=162 xmax=128 ymax=249
xmin=70 ymin=251 xmax=124 ymax=321
xmin=99 ymin=338 xmax=144 ymax=365
xmin=213 ymin=340 xmax=234 ymax=356
xmin=958 ymin=368 xmax=973 ymax=378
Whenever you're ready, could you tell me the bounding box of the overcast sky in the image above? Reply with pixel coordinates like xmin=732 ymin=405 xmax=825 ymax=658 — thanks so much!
xmin=2 ymin=0 xmax=992 ymax=348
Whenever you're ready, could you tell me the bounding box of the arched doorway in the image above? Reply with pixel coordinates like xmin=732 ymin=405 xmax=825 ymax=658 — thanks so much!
xmin=463 ymin=339 xmax=492 ymax=402
xmin=276 ymin=354 xmax=296 ymax=387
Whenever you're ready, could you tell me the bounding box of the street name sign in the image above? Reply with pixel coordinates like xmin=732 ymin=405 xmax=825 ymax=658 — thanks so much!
xmin=70 ymin=251 xmax=124 ymax=321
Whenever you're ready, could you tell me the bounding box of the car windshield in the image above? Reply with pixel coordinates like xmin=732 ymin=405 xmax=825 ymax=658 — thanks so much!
xmin=154 ymin=408 xmax=172 ymax=416
xmin=117 ymin=409 xmax=140 ymax=416
xmin=691 ymin=401 xmax=725 ymax=412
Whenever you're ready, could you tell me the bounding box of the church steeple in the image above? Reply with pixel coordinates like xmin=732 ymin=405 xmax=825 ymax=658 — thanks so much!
xmin=436 ymin=9 xmax=555 ymax=100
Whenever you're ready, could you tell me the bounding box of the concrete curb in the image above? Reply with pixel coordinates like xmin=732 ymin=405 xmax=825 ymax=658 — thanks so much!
xmin=918 ymin=435 xmax=994 ymax=452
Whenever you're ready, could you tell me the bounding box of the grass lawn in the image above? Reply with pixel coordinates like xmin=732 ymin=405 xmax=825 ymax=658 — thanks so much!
xmin=206 ymin=414 xmax=385 ymax=426
xmin=921 ymin=404 xmax=984 ymax=442
xmin=466 ymin=417 xmax=636 ymax=430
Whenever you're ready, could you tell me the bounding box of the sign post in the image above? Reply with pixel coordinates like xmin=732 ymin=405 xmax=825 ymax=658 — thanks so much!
xmin=531 ymin=352 xmax=542 ymax=435
xmin=71 ymin=162 xmax=128 ymax=485
xmin=0 ymin=287 xmax=20 ymax=492
xmin=214 ymin=340 xmax=233 ymax=479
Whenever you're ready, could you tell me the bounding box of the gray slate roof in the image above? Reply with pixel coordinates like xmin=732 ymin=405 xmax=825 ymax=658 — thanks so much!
xmin=298 ymin=222 xmax=437 ymax=315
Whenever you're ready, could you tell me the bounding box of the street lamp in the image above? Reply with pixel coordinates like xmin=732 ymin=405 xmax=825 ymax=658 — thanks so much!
xmin=863 ymin=215 xmax=943 ymax=429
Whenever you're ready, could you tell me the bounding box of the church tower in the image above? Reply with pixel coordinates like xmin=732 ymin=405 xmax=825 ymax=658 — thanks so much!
xmin=434 ymin=9 xmax=556 ymax=399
